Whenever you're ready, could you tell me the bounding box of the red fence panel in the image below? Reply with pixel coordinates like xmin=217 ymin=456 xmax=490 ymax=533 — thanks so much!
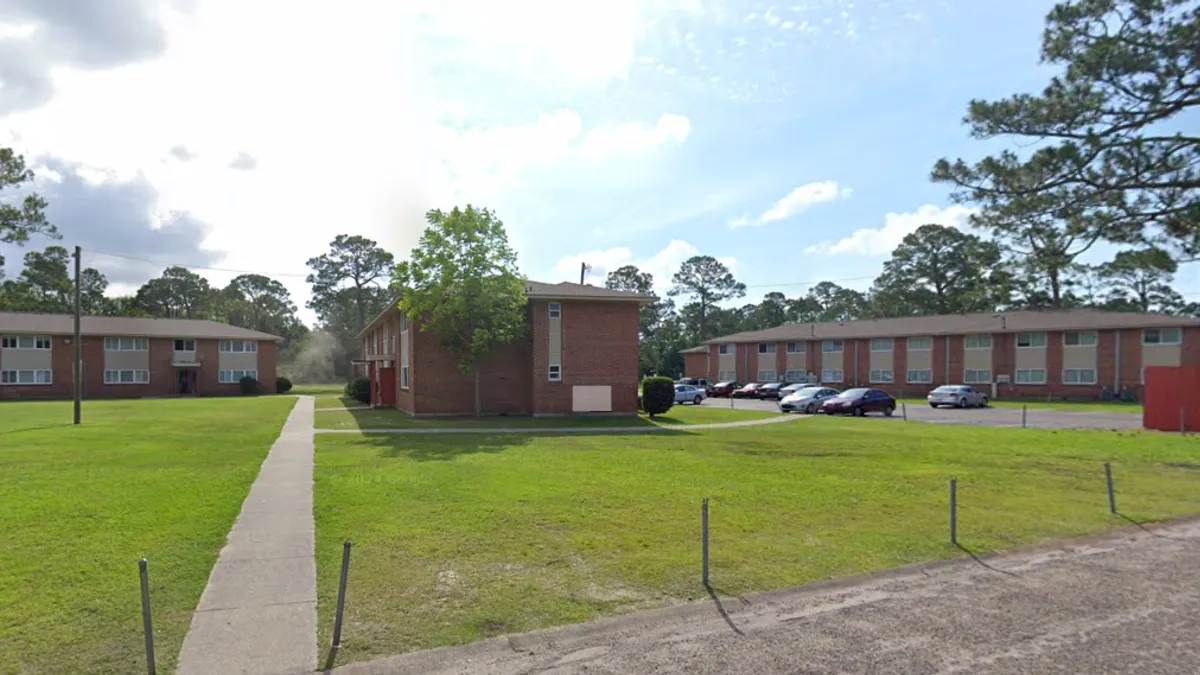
xmin=1143 ymin=366 xmax=1200 ymax=432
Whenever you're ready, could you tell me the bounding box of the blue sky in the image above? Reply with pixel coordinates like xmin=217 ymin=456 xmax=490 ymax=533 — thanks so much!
xmin=3 ymin=0 xmax=1197 ymax=322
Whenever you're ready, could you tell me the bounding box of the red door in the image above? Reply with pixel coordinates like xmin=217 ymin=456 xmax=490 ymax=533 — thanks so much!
xmin=379 ymin=367 xmax=396 ymax=407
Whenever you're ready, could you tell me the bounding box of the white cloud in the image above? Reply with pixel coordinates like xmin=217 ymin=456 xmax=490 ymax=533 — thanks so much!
xmin=804 ymin=204 xmax=979 ymax=257
xmin=579 ymin=114 xmax=692 ymax=159
xmin=556 ymin=239 xmax=737 ymax=294
xmin=733 ymin=180 xmax=851 ymax=227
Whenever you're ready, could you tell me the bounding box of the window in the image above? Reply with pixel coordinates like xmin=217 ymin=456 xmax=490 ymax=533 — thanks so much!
xmin=718 ymin=344 xmax=731 ymax=355
xmin=104 ymin=337 xmax=149 ymax=351
xmin=869 ymin=369 xmax=894 ymax=383
xmin=785 ymin=369 xmax=805 ymax=381
xmin=548 ymin=364 xmax=562 ymax=381
xmin=1143 ymin=328 xmax=1182 ymax=345
xmin=906 ymin=369 xmax=933 ymax=384
xmin=400 ymin=366 xmax=410 ymax=388
xmin=103 ymin=369 xmax=149 ymax=384
xmin=786 ymin=341 xmax=804 ymax=354
xmin=758 ymin=342 xmax=776 ymax=354
xmin=219 ymin=340 xmax=258 ymax=353
xmin=870 ymin=338 xmax=894 ymax=352
xmin=400 ymin=314 xmax=408 ymax=331
xmin=963 ymin=369 xmax=992 ymax=384
xmin=173 ymin=339 xmax=196 ymax=351
xmin=1 ymin=370 xmax=52 ymax=385
xmin=906 ymin=336 xmax=933 ymax=351
xmin=718 ymin=370 xmax=737 ymax=381
xmin=3 ymin=335 xmax=52 ymax=349
xmin=821 ymin=369 xmax=844 ymax=383
xmin=964 ymin=334 xmax=992 ymax=350
xmin=549 ymin=302 xmax=561 ymax=319
xmin=1015 ymin=333 xmax=1047 ymax=348
xmin=1063 ymin=368 xmax=1097 ymax=385
xmin=1063 ymin=331 xmax=1097 ymax=347
xmin=822 ymin=340 xmax=843 ymax=353
xmin=218 ymin=369 xmax=258 ymax=384
xmin=1015 ymin=369 xmax=1047 ymax=384
xmin=757 ymin=370 xmax=777 ymax=381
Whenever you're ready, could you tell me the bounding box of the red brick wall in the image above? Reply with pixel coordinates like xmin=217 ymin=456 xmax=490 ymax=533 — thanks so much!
xmin=1117 ymin=328 xmax=1143 ymax=392
xmin=684 ymin=352 xmax=707 ymax=379
xmin=736 ymin=343 xmax=749 ymax=382
xmin=893 ymin=339 xmax=908 ymax=394
xmin=530 ymin=300 xmax=640 ymax=414
xmin=410 ymin=313 xmax=533 ymax=415
xmin=1183 ymin=327 xmax=1200 ymax=367
xmin=852 ymin=339 xmax=869 ymax=386
xmin=948 ymin=335 xmax=964 ymax=385
xmin=806 ymin=340 xmax=819 ymax=379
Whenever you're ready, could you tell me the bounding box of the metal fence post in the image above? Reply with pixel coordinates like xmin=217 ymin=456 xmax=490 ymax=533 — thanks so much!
xmin=139 ymin=559 xmax=156 ymax=675
xmin=332 ymin=541 xmax=353 ymax=650
xmin=1181 ymin=407 xmax=1187 ymax=435
xmin=949 ymin=478 xmax=958 ymax=546
xmin=702 ymin=498 xmax=710 ymax=587
xmin=1105 ymin=462 xmax=1117 ymax=514
xmin=901 ymin=402 xmax=907 ymax=421
xmin=1021 ymin=405 xmax=1028 ymax=429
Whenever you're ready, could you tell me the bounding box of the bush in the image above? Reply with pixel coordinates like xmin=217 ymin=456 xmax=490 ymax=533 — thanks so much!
xmin=275 ymin=376 xmax=293 ymax=394
xmin=641 ymin=376 xmax=674 ymax=417
xmin=345 ymin=376 xmax=371 ymax=404
xmin=238 ymin=376 xmax=260 ymax=395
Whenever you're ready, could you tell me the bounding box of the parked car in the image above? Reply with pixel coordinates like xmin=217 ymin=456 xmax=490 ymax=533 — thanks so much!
xmin=731 ymin=383 xmax=761 ymax=398
xmin=780 ymin=386 xmax=841 ymax=414
xmin=673 ymin=384 xmax=707 ymax=405
xmin=707 ymin=380 xmax=740 ymax=397
xmin=779 ymin=382 xmax=809 ymax=396
xmin=757 ymin=382 xmax=788 ymax=400
xmin=676 ymin=378 xmax=711 ymax=389
xmin=927 ymin=385 xmax=989 ymax=408
xmin=820 ymin=388 xmax=896 ymax=417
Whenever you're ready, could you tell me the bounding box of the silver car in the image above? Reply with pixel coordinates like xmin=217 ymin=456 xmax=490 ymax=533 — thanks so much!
xmin=674 ymin=384 xmax=707 ymax=405
xmin=927 ymin=385 xmax=989 ymax=408
xmin=779 ymin=386 xmax=841 ymax=414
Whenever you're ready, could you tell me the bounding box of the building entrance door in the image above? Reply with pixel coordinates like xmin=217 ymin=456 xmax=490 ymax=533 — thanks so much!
xmin=177 ymin=369 xmax=197 ymax=395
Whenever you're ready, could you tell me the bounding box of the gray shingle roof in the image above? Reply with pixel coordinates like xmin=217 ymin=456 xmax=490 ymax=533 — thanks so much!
xmin=0 ymin=312 xmax=283 ymax=341
xmin=680 ymin=345 xmax=708 ymax=354
xmin=524 ymin=281 xmax=653 ymax=302
xmin=703 ymin=309 xmax=1200 ymax=344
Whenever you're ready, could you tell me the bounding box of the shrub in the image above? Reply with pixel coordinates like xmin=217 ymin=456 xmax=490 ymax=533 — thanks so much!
xmin=238 ymin=376 xmax=260 ymax=395
xmin=275 ymin=377 xmax=293 ymax=394
xmin=346 ymin=376 xmax=371 ymax=404
xmin=641 ymin=376 xmax=674 ymax=417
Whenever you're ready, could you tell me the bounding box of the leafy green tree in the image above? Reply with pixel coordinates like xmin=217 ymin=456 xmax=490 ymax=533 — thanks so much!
xmin=932 ymin=0 xmax=1200 ymax=257
xmin=307 ymin=285 xmax=393 ymax=378
xmin=1 ymin=147 xmax=57 ymax=247
xmin=133 ymin=266 xmax=215 ymax=318
xmin=785 ymin=296 xmax=822 ymax=322
xmin=871 ymin=224 xmax=1010 ymax=315
xmin=221 ymin=274 xmax=305 ymax=341
xmin=393 ymin=206 xmax=528 ymax=416
xmin=668 ymin=256 xmax=746 ymax=341
xmin=1096 ymin=247 xmax=1185 ymax=312
xmin=806 ymin=281 xmax=868 ymax=321
xmin=306 ymin=234 xmax=395 ymax=332
xmin=605 ymin=264 xmax=676 ymax=376
xmin=0 ymin=245 xmax=107 ymax=313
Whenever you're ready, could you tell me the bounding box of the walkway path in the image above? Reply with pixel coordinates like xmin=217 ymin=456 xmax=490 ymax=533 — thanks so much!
xmin=315 ymin=412 xmax=806 ymax=434
xmin=177 ymin=396 xmax=317 ymax=675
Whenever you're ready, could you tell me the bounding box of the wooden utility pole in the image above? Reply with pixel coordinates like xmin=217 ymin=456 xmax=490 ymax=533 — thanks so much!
xmin=579 ymin=262 xmax=591 ymax=285
xmin=73 ymin=245 xmax=82 ymax=425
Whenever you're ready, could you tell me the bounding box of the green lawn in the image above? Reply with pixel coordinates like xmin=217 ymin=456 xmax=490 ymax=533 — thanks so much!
xmin=314 ymin=396 xmax=361 ymax=410
xmin=0 ymin=397 xmax=297 ymax=675
xmin=312 ymin=404 xmax=781 ymax=430
xmin=898 ymin=397 xmax=1142 ymax=414
xmin=314 ymin=419 xmax=1200 ymax=665
xmin=291 ymin=384 xmax=346 ymax=396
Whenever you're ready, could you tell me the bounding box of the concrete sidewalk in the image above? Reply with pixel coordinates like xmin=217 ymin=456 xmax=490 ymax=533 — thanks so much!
xmin=176 ymin=396 xmax=317 ymax=675
xmin=334 ymin=517 xmax=1200 ymax=675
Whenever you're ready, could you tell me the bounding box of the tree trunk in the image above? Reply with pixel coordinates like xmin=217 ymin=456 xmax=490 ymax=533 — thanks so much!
xmin=354 ymin=286 xmax=366 ymax=332
xmin=1048 ymin=268 xmax=1062 ymax=309
xmin=473 ymin=368 xmax=482 ymax=418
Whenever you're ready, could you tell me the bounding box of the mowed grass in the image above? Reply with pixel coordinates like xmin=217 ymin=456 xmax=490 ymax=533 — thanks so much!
xmin=290 ymin=383 xmax=345 ymax=396
xmin=313 ymin=403 xmax=781 ymax=430
xmin=314 ymin=419 xmax=1200 ymax=665
xmin=898 ymin=396 xmax=1142 ymax=414
xmin=0 ymin=397 xmax=297 ymax=675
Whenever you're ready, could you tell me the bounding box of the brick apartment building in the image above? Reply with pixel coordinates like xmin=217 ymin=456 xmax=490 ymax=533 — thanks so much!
xmin=358 ymin=281 xmax=649 ymax=416
xmin=684 ymin=309 xmax=1200 ymax=400
xmin=0 ymin=312 xmax=281 ymax=400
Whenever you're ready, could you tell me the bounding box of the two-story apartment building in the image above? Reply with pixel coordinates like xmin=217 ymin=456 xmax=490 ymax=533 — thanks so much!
xmin=358 ymin=281 xmax=650 ymax=416
xmin=0 ymin=312 xmax=281 ymax=399
xmin=685 ymin=309 xmax=1200 ymax=399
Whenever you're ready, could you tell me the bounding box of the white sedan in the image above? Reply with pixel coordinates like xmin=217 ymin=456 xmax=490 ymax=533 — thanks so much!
xmin=927 ymin=385 xmax=989 ymax=408
xmin=674 ymin=384 xmax=707 ymax=405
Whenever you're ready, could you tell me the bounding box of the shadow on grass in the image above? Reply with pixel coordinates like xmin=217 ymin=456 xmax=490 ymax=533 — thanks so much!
xmin=1117 ymin=513 xmax=1198 ymax=545
xmin=333 ymin=405 xmax=706 ymax=432
xmin=705 ymin=584 xmax=747 ymax=636
xmin=954 ymin=543 xmax=1020 ymax=577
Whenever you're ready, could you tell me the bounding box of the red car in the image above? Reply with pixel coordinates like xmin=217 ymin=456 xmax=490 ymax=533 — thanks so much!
xmin=819 ymin=388 xmax=896 ymax=417
xmin=731 ymin=383 xmax=761 ymax=398
xmin=707 ymin=381 xmax=740 ymax=397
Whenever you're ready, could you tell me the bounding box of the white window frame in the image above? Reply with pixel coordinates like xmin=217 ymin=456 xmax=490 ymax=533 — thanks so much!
xmin=1 ymin=369 xmax=52 ymax=385
xmin=218 ymin=369 xmax=258 ymax=384
xmin=963 ymin=369 xmax=992 ymax=384
xmin=906 ymin=336 xmax=932 ymax=351
xmin=786 ymin=341 xmax=804 ymax=354
xmin=1063 ymin=331 xmax=1098 ymax=347
xmin=906 ymin=369 xmax=933 ymax=384
xmin=758 ymin=342 xmax=776 ymax=354
xmin=869 ymin=369 xmax=894 ymax=383
xmin=2 ymin=335 xmax=53 ymax=350
xmin=757 ymin=369 xmax=777 ymax=382
xmin=173 ymin=339 xmax=196 ymax=351
xmin=1015 ymin=332 xmax=1047 ymax=348
xmin=548 ymin=364 xmax=562 ymax=382
xmin=718 ymin=344 xmax=731 ymax=355
xmin=964 ymin=334 xmax=993 ymax=350
xmin=1015 ymin=369 xmax=1047 ymax=385
xmin=1063 ymin=368 xmax=1097 ymax=385
xmin=869 ymin=338 xmax=894 ymax=352
xmin=821 ymin=369 xmax=844 ymax=383
xmin=822 ymin=340 xmax=843 ymax=353
xmin=400 ymin=365 xmax=410 ymax=388
xmin=548 ymin=302 xmax=562 ymax=319
xmin=718 ymin=370 xmax=737 ymax=381
xmin=104 ymin=337 xmax=149 ymax=351
xmin=785 ymin=369 xmax=805 ymax=381
xmin=1142 ymin=328 xmax=1182 ymax=346
xmin=219 ymin=340 xmax=258 ymax=353
xmin=103 ymin=369 xmax=149 ymax=385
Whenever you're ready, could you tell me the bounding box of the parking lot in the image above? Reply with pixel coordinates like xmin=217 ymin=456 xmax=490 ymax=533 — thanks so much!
xmin=705 ymin=396 xmax=1142 ymax=431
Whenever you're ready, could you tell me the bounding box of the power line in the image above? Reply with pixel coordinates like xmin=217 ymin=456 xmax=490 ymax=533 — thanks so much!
xmin=86 ymin=249 xmax=311 ymax=279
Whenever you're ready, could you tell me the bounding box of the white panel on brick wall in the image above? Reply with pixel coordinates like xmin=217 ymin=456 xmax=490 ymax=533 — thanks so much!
xmin=572 ymin=385 xmax=612 ymax=412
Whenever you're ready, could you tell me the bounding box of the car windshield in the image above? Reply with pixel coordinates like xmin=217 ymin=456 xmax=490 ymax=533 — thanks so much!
xmin=674 ymin=385 xmax=688 ymax=390
xmin=762 ymin=383 xmax=781 ymax=389
xmin=716 ymin=381 xmax=734 ymax=387
xmin=793 ymin=387 xmax=823 ymax=396
xmin=933 ymin=386 xmax=960 ymax=393
xmin=841 ymin=388 xmax=869 ymax=397
xmin=742 ymin=383 xmax=759 ymax=389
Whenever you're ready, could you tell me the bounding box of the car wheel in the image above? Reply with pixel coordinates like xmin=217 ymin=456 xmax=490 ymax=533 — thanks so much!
xmin=694 ymin=395 xmax=703 ymax=405
xmin=979 ymin=397 xmax=989 ymax=408
xmin=884 ymin=405 xmax=895 ymax=417
xmin=929 ymin=403 xmax=938 ymax=409
xmin=957 ymin=397 xmax=967 ymax=408
xmin=853 ymin=406 xmax=865 ymax=417
xmin=806 ymin=403 xmax=816 ymax=414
